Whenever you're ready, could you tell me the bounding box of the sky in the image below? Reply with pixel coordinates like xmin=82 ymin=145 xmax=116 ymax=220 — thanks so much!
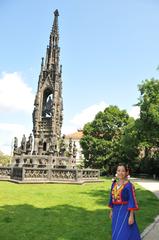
xmin=0 ymin=0 xmax=159 ymax=154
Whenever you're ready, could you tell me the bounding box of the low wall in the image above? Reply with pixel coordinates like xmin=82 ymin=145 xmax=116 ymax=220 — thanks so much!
xmin=0 ymin=166 xmax=100 ymax=183
xmin=0 ymin=167 xmax=12 ymax=180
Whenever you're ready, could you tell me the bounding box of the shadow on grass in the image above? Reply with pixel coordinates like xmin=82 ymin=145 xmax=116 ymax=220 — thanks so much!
xmin=79 ymin=184 xmax=159 ymax=233
xmin=0 ymin=203 xmax=111 ymax=240
xmin=0 ymin=183 xmax=158 ymax=240
xmin=79 ymin=189 xmax=108 ymax=206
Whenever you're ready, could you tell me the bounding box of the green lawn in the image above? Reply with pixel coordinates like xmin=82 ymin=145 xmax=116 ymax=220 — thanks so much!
xmin=0 ymin=180 xmax=158 ymax=240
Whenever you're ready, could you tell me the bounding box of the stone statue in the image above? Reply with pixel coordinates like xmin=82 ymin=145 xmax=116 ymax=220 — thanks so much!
xmin=13 ymin=137 xmax=18 ymax=151
xmin=26 ymin=133 xmax=33 ymax=153
xmin=48 ymin=134 xmax=58 ymax=156
xmin=21 ymin=134 xmax=26 ymax=152
xmin=68 ymin=138 xmax=73 ymax=156
xmin=33 ymin=106 xmax=38 ymax=121
xmin=38 ymin=132 xmax=44 ymax=155
xmin=59 ymin=135 xmax=66 ymax=156
xmin=73 ymin=141 xmax=77 ymax=158
xmin=44 ymin=96 xmax=53 ymax=116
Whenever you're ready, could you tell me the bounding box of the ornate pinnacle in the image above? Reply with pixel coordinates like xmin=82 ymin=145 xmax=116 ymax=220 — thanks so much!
xmin=52 ymin=9 xmax=59 ymax=35
xmin=54 ymin=9 xmax=59 ymax=17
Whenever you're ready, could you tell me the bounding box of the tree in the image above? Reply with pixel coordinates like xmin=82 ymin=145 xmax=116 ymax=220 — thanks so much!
xmin=119 ymin=118 xmax=141 ymax=173
xmin=136 ymin=78 xmax=159 ymax=175
xmin=80 ymin=105 xmax=131 ymax=174
xmin=0 ymin=151 xmax=11 ymax=166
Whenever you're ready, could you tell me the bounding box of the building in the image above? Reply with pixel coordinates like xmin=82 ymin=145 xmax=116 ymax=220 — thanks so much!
xmin=65 ymin=130 xmax=84 ymax=166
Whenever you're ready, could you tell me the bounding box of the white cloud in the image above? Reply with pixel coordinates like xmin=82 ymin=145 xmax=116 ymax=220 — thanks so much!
xmin=62 ymin=103 xmax=141 ymax=135
xmin=128 ymin=106 xmax=140 ymax=119
xmin=61 ymin=125 xmax=77 ymax=135
xmin=62 ymin=101 xmax=108 ymax=134
xmin=71 ymin=101 xmax=108 ymax=127
xmin=0 ymin=123 xmax=32 ymax=155
xmin=0 ymin=72 xmax=34 ymax=113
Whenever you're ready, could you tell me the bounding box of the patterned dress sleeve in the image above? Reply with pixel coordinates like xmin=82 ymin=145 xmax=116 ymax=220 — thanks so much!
xmin=128 ymin=182 xmax=139 ymax=211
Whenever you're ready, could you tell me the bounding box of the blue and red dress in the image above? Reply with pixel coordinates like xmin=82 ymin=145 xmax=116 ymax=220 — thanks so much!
xmin=108 ymin=181 xmax=141 ymax=240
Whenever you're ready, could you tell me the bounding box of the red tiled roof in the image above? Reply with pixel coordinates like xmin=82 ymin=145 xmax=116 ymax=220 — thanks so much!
xmin=65 ymin=130 xmax=83 ymax=140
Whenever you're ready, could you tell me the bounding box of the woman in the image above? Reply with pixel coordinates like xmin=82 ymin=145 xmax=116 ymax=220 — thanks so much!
xmin=108 ymin=163 xmax=141 ymax=240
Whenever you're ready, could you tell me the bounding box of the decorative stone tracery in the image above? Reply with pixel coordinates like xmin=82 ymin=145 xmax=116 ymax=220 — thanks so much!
xmin=0 ymin=9 xmax=100 ymax=184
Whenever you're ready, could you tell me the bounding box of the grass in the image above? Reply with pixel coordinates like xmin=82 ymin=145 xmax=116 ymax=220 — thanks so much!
xmin=0 ymin=180 xmax=158 ymax=240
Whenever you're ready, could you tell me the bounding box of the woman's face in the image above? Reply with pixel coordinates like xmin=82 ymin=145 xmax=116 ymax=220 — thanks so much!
xmin=116 ymin=166 xmax=127 ymax=180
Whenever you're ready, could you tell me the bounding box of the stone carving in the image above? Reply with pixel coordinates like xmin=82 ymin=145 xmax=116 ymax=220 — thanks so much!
xmin=1 ymin=9 xmax=101 ymax=184
xmin=21 ymin=134 xmax=26 ymax=152
xmin=59 ymin=135 xmax=66 ymax=156
xmin=51 ymin=170 xmax=76 ymax=180
xmin=32 ymin=105 xmax=39 ymax=123
xmin=30 ymin=10 xmax=63 ymax=157
xmin=48 ymin=134 xmax=56 ymax=155
xmin=43 ymin=96 xmax=53 ymax=117
xmin=13 ymin=133 xmax=33 ymax=156
xmin=0 ymin=168 xmax=11 ymax=178
xmin=13 ymin=137 xmax=18 ymax=151
xmin=72 ymin=141 xmax=77 ymax=158
xmin=26 ymin=134 xmax=33 ymax=153
xmin=68 ymin=138 xmax=73 ymax=157
xmin=25 ymin=169 xmax=48 ymax=179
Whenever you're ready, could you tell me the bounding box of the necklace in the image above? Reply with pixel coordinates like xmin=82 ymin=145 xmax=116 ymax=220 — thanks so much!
xmin=113 ymin=180 xmax=128 ymax=200
xmin=117 ymin=181 xmax=124 ymax=188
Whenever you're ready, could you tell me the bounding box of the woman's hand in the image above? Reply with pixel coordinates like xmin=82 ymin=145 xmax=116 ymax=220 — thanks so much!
xmin=109 ymin=210 xmax=112 ymax=219
xmin=128 ymin=211 xmax=134 ymax=225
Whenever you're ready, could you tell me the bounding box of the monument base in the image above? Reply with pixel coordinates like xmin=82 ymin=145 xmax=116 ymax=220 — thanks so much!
xmin=0 ymin=166 xmax=101 ymax=184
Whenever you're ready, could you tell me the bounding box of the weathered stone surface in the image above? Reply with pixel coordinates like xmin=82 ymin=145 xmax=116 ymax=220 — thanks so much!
xmin=0 ymin=9 xmax=100 ymax=184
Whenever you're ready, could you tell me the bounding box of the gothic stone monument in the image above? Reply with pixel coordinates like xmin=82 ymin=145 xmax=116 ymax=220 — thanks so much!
xmin=0 ymin=10 xmax=100 ymax=183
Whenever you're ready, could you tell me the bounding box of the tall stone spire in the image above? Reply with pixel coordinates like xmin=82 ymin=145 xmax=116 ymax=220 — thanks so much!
xmin=44 ymin=9 xmax=60 ymax=70
xmin=32 ymin=9 xmax=63 ymax=155
xmin=51 ymin=9 xmax=59 ymax=44
xmin=9 ymin=9 xmax=100 ymax=185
